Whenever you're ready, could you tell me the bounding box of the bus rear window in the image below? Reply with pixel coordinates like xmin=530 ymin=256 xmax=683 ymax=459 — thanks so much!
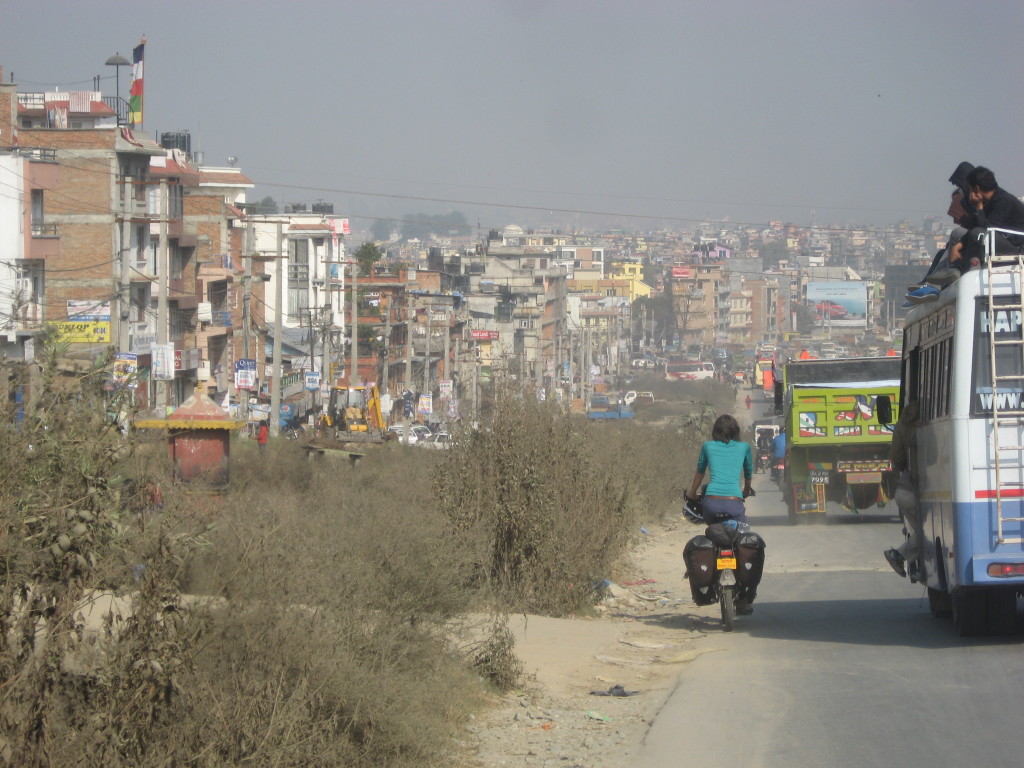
xmin=972 ymin=297 xmax=1024 ymax=416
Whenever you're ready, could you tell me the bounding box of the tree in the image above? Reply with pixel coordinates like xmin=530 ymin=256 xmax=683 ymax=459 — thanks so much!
xmin=369 ymin=218 xmax=393 ymax=242
xmin=353 ymin=242 xmax=383 ymax=277
xmin=252 ymin=196 xmax=278 ymax=214
xmin=399 ymin=212 xmax=470 ymax=241
xmin=796 ymin=301 xmax=816 ymax=335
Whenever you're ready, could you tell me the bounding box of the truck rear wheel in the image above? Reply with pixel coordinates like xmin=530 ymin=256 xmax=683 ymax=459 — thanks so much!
xmin=848 ymin=483 xmax=879 ymax=510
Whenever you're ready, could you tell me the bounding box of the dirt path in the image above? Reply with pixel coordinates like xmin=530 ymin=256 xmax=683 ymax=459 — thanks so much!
xmin=460 ymin=513 xmax=725 ymax=768
xmin=460 ymin=386 xmax=763 ymax=767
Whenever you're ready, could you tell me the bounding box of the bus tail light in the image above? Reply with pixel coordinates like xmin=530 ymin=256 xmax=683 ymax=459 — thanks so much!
xmin=986 ymin=562 xmax=1024 ymax=577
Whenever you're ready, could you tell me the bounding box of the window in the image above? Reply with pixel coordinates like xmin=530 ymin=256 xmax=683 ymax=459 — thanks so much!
xmin=972 ymin=297 xmax=1024 ymax=416
xmin=31 ymin=190 xmax=44 ymax=227
xmin=171 ymin=245 xmax=186 ymax=279
xmin=913 ymin=336 xmax=953 ymax=422
xmin=288 ymin=240 xmax=310 ymax=321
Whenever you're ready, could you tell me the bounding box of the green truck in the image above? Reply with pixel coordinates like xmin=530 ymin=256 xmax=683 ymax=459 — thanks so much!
xmin=779 ymin=357 xmax=901 ymax=523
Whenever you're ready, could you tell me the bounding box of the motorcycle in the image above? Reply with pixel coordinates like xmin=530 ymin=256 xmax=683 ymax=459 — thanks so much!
xmin=755 ymin=448 xmax=771 ymax=473
xmin=770 ymin=457 xmax=784 ymax=483
xmin=683 ymin=491 xmax=765 ymax=632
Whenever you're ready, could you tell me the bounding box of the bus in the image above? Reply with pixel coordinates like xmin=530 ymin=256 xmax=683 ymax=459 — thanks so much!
xmin=665 ymin=361 xmax=715 ymax=382
xmin=890 ymin=233 xmax=1024 ymax=636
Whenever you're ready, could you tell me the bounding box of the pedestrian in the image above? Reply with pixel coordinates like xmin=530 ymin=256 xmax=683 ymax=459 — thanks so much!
xmin=744 ymin=394 xmax=752 ymax=410
xmin=257 ymin=419 xmax=269 ymax=455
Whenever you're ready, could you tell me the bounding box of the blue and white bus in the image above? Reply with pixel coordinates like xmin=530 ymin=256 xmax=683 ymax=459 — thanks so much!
xmin=892 ymin=231 xmax=1024 ymax=635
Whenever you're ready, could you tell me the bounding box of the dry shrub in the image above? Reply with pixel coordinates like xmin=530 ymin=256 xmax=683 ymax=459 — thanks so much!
xmin=175 ymin=441 xmax=483 ymax=767
xmin=434 ymin=382 xmax=637 ymax=615
xmin=0 ymin=345 xmax=203 ymax=768
xmin=468 ymin=615 xmax=522 ymax=692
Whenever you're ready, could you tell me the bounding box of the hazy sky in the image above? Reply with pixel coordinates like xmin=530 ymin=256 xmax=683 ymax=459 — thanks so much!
xmin=4 ymin=0 xmax=1024 ymax=236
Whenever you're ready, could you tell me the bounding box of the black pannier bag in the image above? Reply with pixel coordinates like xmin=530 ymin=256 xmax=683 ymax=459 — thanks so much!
xmin=683 ymin=535 xmax=718 ymax=605
xmin=704 ymin=522 xmax=736 ymax=547
xmin=734 ymin=532 xmax=766 ymax=591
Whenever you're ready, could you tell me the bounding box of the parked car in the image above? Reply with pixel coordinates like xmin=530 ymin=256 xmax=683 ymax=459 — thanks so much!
xmin=410 ymin=425 xmax=432 ymax=443
xmin=387 ymin=424 xmax=421 ymax=444
xmin=421 ymin=432 xmax=452 ymax=449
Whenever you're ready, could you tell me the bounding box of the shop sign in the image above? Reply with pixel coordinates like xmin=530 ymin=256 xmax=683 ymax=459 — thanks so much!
xmin=234 ymin=359 xmax=257 ymax=390
xmin=49 ymin=320 xmax=110 ymax=343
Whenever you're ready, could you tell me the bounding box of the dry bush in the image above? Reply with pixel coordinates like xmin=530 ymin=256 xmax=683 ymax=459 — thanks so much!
xmin=434 ymin=383 xmax=637 ymax=615
xmin=174 ymin=441 xmax=485 ymax=766
xmin=584 ymin=420 xmax=697 ymax=524
xmin=0 ymin=345 xmax=202 ymax=768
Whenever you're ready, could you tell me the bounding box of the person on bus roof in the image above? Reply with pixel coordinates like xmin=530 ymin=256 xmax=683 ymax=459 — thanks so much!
xmin=950 ymin=166 xmax=1024 ymax=273
xmin=906 ymin=189 xmax=974 ymax=301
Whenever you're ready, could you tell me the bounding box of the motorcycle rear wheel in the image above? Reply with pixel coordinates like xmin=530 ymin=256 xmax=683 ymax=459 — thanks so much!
xmin=720 ymin=585 xmax=735 ymax=632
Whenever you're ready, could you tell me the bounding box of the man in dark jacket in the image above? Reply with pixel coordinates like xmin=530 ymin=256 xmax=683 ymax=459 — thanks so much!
xmin=951 ymin=166 xmax=1024 ymax=271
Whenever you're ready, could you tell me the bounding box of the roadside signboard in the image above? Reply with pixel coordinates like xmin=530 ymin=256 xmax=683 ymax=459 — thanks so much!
xmin=49 ymin=320 xmax=110 ymax=343
xmin=234 ymin=359 xmax=257 ymax=390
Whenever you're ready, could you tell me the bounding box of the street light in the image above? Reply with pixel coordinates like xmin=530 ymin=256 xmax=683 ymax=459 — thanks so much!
xmin=105 ymin=53 xmax=130 ymax=125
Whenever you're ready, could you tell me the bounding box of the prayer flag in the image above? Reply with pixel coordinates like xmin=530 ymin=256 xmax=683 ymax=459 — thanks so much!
xmin=129 ymin=38 xmax=145 ymax=126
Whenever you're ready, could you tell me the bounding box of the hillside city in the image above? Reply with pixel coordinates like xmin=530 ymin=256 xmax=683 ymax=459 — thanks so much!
xmin=0 ymin=66 xmax=954 ymax=427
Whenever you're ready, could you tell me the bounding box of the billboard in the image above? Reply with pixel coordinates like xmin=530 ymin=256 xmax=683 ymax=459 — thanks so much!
xmin=49 ymin=320 xmax=110 ymax=343
xmin=805 ymin=282 xmax=867 ymax=328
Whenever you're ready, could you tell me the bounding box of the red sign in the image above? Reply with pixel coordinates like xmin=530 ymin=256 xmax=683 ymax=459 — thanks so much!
xmin=672 ymin=267 xmax=692 ymax=279
xmin=174 ymin=348 xmax=201 ymax=371
xmin=471 ymin=329 xmax=500 ymax=340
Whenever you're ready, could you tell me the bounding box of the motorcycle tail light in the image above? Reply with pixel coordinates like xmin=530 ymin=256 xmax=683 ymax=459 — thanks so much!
xmin=720 ymin=549 xmax=734 ymax=557
xmin=986 ymin=562 xmax=1024 ymax=577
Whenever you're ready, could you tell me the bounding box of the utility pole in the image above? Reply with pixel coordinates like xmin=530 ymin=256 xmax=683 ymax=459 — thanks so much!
xmin=349 ymin=260 xmax=358 ymax=387
xmin=381 ymin=298 xmax=391 ymax=394
xmin=442 ymin=305 xmax=450 ymax=418
xmin=241 ymin=218 xmax=253 ymax=423
xmin=584 ymin=328 xmax=592 ymax=411
xmin=454 ymin=335 xmax=461 ymax=415
xmin=116 ymin=175 xmax=132 ymax=353
xmin=269 ymin=222 xmax=283 ymax=438
xmin=157 ymin=179 xmax=169 ymax=410
xmin=403 ymin=295 xmax=414 ymax=443
xmin=306 ymin=307 xmax=317 ymax=417
xmin=423 ymin=303 xmax=431 ymax=394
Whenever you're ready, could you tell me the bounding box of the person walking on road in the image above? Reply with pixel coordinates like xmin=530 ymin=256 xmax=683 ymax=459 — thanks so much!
xmin=744 ymin=395 xmax=752 ymax=410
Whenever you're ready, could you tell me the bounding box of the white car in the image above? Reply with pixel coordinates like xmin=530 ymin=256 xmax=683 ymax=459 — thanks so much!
xmin=421 ymin=432 xmax=452 ymax=449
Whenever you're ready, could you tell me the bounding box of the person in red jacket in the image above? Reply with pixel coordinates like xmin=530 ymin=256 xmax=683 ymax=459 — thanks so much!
xmin=257 ymin=420 xmax=269 ymax=454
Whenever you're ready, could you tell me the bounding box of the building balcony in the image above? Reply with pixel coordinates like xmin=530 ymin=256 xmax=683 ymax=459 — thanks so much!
xmin=12 ymin=301 xmax=43 ymax=330
xmin=28 ymin=225 xmax=60 ymax=260
xmin=31 ymin=222 xmax=58 ymax=238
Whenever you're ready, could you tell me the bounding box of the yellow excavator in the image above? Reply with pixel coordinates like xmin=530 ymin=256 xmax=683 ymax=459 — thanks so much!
xmin=324 ymin=383 xmax=385 ymax=442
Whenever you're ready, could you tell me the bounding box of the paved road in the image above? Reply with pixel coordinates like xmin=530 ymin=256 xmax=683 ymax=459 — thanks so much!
xmin=637 ymin=428 xmax=1024 ymax=768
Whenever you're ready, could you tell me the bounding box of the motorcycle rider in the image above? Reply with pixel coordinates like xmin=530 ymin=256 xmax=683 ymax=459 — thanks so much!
xmin=686 ymin=414 xmax=756 ymax=614
xmin=688 ymin=414 xmax=754 ymax=525
xmin=755 ymin=428 xmax=774 ymax=472
xmin=771 ymin=427 xmax=787 ymax=479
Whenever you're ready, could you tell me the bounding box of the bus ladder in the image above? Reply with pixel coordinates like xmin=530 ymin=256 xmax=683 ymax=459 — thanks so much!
xmin=983 ymin=231 xmax=1024 ymax=545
